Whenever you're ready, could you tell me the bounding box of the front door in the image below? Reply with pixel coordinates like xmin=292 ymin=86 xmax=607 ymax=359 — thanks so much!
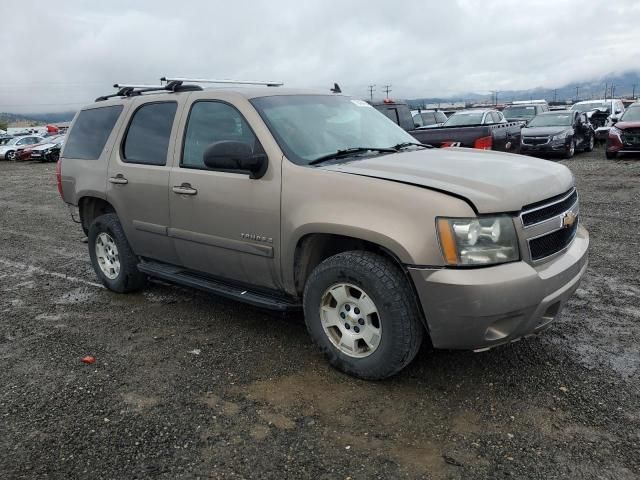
xmin=106 ymin=99 xmax=182 ymax=264
xmin=168 ymin=98 xmax=282 ymax=289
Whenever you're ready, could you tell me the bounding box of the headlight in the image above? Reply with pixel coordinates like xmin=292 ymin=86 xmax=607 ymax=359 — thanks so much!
xmin=436 ymin=216 xmax=519 ymax=266
xmin=551 ymin=131 xmax=569 ymax=142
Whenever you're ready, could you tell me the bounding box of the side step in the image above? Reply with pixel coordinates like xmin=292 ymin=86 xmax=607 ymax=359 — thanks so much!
xmin=137 ymin=261 xmax=301 ymax=312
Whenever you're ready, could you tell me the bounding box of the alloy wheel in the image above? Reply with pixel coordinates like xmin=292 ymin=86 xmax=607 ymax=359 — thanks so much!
xmin=319 ymin=283 xmax=382 ymax=358
xmin=95 ymin=232 xmax=120 ymax=280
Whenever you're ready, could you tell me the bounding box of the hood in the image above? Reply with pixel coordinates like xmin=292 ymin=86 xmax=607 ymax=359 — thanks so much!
xmin=614 ymin=121 xmax=640 ymax=130
xmin=522 ymin=126 xmax=571 ymax=137
xmin=321 ymin=148 xmax=574 ymax=214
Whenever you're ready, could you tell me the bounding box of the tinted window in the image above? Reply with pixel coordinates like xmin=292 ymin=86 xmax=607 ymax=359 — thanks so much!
xmin=182 ymin=101 xmax=258 ymax=169
xmin=123 ymin=102 xmax=177 ymax=165
xmin=64 ymin=106 xmax=123 ymax=160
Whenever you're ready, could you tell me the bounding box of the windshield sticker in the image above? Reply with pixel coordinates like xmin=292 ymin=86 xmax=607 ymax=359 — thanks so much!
xmin=351 ymin=99 xmax=372 ymax=107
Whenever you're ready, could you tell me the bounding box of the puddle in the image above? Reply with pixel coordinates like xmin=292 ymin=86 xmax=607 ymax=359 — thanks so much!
xmin=55 ymin=287 xmax=95 ymax=305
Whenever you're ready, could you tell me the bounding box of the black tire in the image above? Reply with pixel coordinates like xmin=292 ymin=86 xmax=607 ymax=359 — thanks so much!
xmin=88 ymin=213 xmax=146 ymax=293
xmin=303 ymin=251 xmax=424 ymax=380
xmin=564 ymin=139 xmax=575 ymax=159
xmin=585 ymin=135 xmax=595 ymax=152
xmin=6 ymin=150 xmax=15 ymax=161
xmin=605 ymin=151 xmax=617 ymax=160
xmin=49 ymin=151 xmax=60 ymax=163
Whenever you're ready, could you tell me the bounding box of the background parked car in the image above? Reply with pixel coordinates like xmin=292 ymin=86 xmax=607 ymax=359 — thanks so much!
xmin=605 ymin=102 xmax=640 ymax=159
xmin=0 ymin=135 xmax=44 ymax=161
xmin=15 ymin=135 xmax=65 ymax=161
xmin=520 ymin=110 xmax=595 ymax=159
xmin=410 ymin=108 xmax=523 ymax=152
xmin=502 ymin=101 xmax=549 ymax=125
xmin=571 ymin=99 xmax=625 ymax=142
xmin=31 ymin=136 xmax=66 ymax=162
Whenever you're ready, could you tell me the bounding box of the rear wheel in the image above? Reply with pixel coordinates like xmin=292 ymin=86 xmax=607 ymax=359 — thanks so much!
xmin=88 ymin=213 xmax=146 ymax=293
xmin=303 ymin=251 xmax=424 ymax=380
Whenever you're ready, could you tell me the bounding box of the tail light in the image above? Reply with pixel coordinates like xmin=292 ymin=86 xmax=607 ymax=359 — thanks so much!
xmin=474 ymin=136 xmax=493 ymax=150
xmin=56 ymin=159 xmax=64 ymax=200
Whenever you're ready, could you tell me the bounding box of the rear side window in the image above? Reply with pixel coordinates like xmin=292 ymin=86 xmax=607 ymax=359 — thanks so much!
xmin=64 ymin=105 xmax=123 ymax=160
xmin=123 ymin=102 xmax=177 ymax=165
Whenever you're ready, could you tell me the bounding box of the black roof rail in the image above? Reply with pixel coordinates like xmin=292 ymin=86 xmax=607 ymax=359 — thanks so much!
xmin=95 ymin=80 xmax=202 ymax=102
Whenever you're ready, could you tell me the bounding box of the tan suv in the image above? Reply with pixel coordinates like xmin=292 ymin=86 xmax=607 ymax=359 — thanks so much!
xmin=57 ymin=79 xmax=589 ymax=379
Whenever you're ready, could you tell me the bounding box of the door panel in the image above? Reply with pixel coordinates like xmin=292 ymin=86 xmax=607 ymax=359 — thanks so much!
xmin=106 ymin=99 xmax=183 ymax=264
xmin=168 ymin=99 xmax=282 ymax=289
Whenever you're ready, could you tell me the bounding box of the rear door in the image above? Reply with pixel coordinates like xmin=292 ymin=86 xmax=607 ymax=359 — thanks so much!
xmin=106 ymin=97 xmax=185 ymax=264
xmin=168 ymin=94 xmax=282 ymax=289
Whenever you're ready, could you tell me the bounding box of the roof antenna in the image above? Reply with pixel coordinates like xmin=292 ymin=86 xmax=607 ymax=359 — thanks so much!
xmin=331 ymin=83 xmax=342 ymax=94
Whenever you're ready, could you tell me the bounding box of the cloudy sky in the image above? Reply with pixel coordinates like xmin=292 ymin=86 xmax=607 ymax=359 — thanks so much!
xmin=1 ymin=0 xmax=639 ymax=113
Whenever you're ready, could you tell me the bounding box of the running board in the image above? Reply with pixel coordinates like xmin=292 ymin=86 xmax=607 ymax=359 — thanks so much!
xmin=137 ymin=261 xmax=301 ymax=312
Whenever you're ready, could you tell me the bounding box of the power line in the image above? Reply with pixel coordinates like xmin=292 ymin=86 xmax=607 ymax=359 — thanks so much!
xmin=382 ymin=84 xmax=392 ymax=97
xmin=367 ymin=84 xmax=376 ymax=101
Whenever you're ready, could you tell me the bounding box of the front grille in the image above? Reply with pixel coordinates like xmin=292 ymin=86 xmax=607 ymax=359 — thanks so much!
xmin=522 ymin=136 xmax=549 ymax=145
xmin=622 ymin=133 xmax=640 ymax=147
xmin=529 ymin=221 xmax=578 ymax=261
xmin=521 ymin=189 xmax=577 ymax=226
xmin=623 ymin=127 xmax=640 ymax=135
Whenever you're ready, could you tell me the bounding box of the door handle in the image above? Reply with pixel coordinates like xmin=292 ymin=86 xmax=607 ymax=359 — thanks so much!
xmin=172 ymin=183 xmax=198 ymax=195
xmin=108 ymin=175 xmax=128 ymax=185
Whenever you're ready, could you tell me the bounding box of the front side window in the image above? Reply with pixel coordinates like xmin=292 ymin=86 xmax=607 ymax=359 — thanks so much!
xmin=63 ymin=105 xmax=123 ymax=160
xmin=182 ymin=101 xmax=258 ymax=169
xmin=123 ymin=102 xmax=177 ymax=165
xmin=420 ymin=112 xmax=437 ymax=125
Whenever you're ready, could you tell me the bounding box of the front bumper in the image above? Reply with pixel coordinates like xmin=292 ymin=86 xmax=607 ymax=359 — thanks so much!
xmin=409 ymin=225 xmax=589 ymax=350
xmin=595 ymin=127 xmax=610 ymax=142
xmin=520 ymin=140 xmax=570 ymax=156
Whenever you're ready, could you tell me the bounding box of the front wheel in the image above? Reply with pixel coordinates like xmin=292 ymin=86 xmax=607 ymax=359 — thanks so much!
xmin=88 ymin=213 xmax=147 ymax=293
xmin=303 ymin=251 xmax=424 ymax=380
xmin=6 ymin=150 xmax=15 ymax=161
xmin=564 ymin=139 xmax=575 ymax=159
xmin=585 ymin=135 xmax=595 ymax=152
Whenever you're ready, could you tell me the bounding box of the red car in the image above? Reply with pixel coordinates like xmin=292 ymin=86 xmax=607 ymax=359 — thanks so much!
xmin=15 ymin=135 xmax=64 ymax=161
xmin=606 ymin=103 xmax=640 ymax=159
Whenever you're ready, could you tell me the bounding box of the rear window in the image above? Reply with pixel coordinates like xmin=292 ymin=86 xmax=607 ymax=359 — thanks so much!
xmin=63 ymin=105 xmax=123 ymax=160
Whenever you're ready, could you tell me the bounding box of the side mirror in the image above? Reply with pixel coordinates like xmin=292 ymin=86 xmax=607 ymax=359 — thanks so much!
xmin=203 ymin=141 xmax=267 ymax=179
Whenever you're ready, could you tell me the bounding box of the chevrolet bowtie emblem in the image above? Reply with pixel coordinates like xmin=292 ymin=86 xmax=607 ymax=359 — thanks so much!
xmin=562 ymin=212 xmax=577 ymax=228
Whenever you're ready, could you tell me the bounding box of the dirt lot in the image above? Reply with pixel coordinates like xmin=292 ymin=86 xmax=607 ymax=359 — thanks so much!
xmin=0 ymin=149 xmax=638 ymax=480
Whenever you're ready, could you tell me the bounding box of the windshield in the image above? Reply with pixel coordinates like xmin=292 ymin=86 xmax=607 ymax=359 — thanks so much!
xmin=250 ymin=95 xmax=416 ymax=165
xmin=528 ymin=113 xmax=574 ymax=127
xmin=443 ymin=111 xmax=485 ymax=126
xmin=503 ymin=106 xmax=536 ymax=118
xmin=571 ymin=101 xmax=608 ymax=112
xmin=621 ymin=107 xmax=640 ymax=122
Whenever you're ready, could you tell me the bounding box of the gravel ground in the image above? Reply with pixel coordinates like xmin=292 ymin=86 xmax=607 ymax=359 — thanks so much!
xmin=0 ymin=149 xmax=638 ymax=480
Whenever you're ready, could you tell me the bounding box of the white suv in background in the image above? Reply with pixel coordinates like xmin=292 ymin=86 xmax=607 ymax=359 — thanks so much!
xmin=571 ymin=99 xmax=625 ymax=142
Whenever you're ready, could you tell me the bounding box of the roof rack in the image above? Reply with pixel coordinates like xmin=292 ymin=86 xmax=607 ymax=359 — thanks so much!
xmin=160 ymin=77 xmax=283 ymax=87
xmin=95 ymin=80 xmax=203 ymax=102
xmin=95 ymin=76 xmax=283 ymax=102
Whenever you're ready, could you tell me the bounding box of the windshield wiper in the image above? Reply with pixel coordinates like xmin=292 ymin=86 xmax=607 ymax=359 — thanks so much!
xmin=308 ymin=147 xmax=396 ymax=166
xmin=392 ymin=142 xmax=434 ymax=150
